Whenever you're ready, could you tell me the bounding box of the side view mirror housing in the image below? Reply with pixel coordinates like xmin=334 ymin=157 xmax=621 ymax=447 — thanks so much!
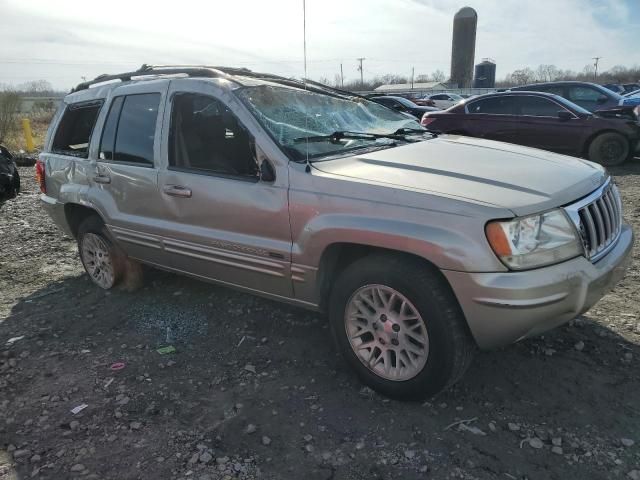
xmin=557 ymin=110 xmax=573 ymax=121
xmin=597 ymin=96 xmax=608 ymax=104
xmin=260 ymin=159 xmax=276 ymax=182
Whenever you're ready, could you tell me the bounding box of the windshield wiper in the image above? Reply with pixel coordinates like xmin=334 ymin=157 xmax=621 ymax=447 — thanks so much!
xmin=392 ymin=127 xmax=437 ymax=137
xmin=291 ymin=131 xmax=400 ymax=144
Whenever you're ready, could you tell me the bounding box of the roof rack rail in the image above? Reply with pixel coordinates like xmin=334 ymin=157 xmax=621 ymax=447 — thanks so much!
xmin=70 ymin=64 xmax=239 ymax=93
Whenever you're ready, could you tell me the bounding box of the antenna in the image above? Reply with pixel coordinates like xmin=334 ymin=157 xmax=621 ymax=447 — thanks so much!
xmin=302 ymin=0 xmax=311 ymax=173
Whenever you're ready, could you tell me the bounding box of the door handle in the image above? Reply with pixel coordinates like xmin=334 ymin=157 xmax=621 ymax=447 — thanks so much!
xmin=93 ymin=174 xmax=111 ymax=184
xmin=163 ymin=185 xmax=192 ymax=198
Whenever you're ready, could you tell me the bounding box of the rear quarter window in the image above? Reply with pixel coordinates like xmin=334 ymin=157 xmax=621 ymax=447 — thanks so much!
xmin=51 ymin=101 xmax=103 ymax=158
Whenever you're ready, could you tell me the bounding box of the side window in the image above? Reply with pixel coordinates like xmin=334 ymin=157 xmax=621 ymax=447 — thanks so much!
xmin=99 ymin=93 xmax=159 ymax=165
xmin=52 ymin=102 xmax=103 ymax=158
xmin=516 ymin=96 xmax=563 ymax=117
xmin=431 ymin=94 xmax=446 ymax=100
xmin=568 ymin=87 xmax=601 ymax=102
xmin=544 ymin=86 xmax=565 ymax=96
xmin=169 ymin=93 xmax=258 ymax=179
xmin=114 ymin=94 xmax=160 ymax=165
xmin=467 ymin=97 xmax=515 ymax=114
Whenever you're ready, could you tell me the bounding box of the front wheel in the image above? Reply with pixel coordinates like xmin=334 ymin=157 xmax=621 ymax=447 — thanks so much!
xmin=588 ymin=132 xmax=630 ymax=166
xmin=329 ymin=255 xmax=475 ymax=400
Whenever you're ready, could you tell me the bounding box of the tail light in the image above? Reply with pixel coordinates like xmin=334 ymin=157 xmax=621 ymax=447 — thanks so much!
xmin=421 ymin=115 xmax=437 ymax=127
xmin=35 ymin=159 xmax=46 ymax=194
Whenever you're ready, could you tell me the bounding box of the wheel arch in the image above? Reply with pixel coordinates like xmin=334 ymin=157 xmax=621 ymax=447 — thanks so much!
xmin=316 ymin=242 xmax=454 ymax=312
xmin=64 ymin=203 xmax=106 ymax=239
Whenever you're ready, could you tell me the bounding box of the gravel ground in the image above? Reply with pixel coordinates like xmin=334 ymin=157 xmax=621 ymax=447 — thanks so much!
xmin=0 ymin=162 xmax=639 ymax=480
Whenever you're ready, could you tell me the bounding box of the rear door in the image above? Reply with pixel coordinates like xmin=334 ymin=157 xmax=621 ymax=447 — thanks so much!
xmin=155 ymin=79 xmax=293 ymax=298
xmin=88 ymin=79 xmax=169 ymax=265
xmin=512 ymin=95 xmax=584 ymax=154
xmin=463 ymin=96 xmax=519 ymax=142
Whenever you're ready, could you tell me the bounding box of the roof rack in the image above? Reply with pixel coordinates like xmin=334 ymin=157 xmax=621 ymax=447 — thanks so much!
xmin=70 ymin=64 xmax=240 ymax=92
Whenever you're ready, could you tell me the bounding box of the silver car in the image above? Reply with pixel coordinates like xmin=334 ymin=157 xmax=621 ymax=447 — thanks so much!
xmin=38 ymin=65 xmax=634 ymax=399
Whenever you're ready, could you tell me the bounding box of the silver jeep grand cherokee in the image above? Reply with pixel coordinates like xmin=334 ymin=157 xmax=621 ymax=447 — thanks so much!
xmin=38 ymin=65 xmax=634 ymax=399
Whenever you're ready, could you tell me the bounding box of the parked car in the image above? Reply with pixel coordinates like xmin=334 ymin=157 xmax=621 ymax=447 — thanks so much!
xmin=369 ymin=95 xmax=439 ymax=119
xmin=412 ymin=97 xmax=437 ymax=107
xmin=624 ymin=88 xmax=640 ymax=99
xmin=421 ymin=91 xmax=640 ymax=165
xmin=622 ymin=83 xmax=640 ymax=93
xmin=0 ymin=145 xmax=20 ymax=207
xmin=39 ymin=65 xmax=633 ymax=399
xmin=510 ymin=81 xmax=640 ymax=120
xmin=424 ymin=93 xmax=464 ymax=109
xmin=603 ymin=83 xmax=625 ymax=94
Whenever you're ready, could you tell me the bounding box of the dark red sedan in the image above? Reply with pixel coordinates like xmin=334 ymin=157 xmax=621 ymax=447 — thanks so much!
xmin=421 ymin=91 xmax=640 ymax=166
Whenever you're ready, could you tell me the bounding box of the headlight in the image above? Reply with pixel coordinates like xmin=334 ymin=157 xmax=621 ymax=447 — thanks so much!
xmin=486 ymin=209 xmax=583 ymax=270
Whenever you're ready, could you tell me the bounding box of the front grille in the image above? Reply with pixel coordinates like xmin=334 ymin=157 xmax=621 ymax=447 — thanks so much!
xmin=566 ymin=180 xmax=622 ymax=262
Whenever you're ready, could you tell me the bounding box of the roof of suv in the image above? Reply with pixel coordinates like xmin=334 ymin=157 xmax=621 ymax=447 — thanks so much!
xmin=67 ymin=64 xmax=359 ymax=102
xmin=510 ymin=81 xmax=617 ymax=94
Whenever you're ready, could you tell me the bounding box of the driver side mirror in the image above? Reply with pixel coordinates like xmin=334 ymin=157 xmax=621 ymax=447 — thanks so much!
xmin=260 ymin=159 xmax=276 ymax=182
xmin=557 ymin=110 xmax=573 ymax=121
xmin=597 ymin=96 xmax=608 ymax=104
xmin=392 ymin=104 xmax=405 ymax=112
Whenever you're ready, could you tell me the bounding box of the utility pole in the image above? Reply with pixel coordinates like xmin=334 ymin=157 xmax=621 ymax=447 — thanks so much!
xmin=340 ymin=63 xmax=344 ymax=88
xmin=593 ymin=57 xmax=601 ymax=81
xmin=411 ymin=67 xmax=415 ymax=90
xmin=357 ymin=57 xmax=365 ymax=88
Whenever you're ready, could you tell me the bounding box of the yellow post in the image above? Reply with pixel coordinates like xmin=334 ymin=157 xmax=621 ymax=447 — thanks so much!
xmin=22 ymin=118 xmax=35 ymax=153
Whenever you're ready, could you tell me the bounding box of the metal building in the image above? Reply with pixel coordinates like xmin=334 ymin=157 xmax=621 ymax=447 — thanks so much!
xmin=473 ymin=59 xmax=496 ymax=88
xmin=450 ymin=7 xmax=477 ymax=88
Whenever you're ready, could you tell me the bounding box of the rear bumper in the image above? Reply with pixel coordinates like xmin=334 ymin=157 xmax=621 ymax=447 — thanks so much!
xmin=444 ymin=224 xmax=634 ymax=350
xmin=40 ymin=194 xmax=74 ymax=237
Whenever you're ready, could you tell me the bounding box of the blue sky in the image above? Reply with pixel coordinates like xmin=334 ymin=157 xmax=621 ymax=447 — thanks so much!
xmin=0 ymin=0 xmax=639 ymax=89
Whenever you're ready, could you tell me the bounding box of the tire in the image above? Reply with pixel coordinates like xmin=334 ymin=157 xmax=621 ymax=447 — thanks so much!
xmin=588 ymin=132 xmax=630 ymax=166
xmin=77 ymin=216 xmax=126 ymax=290
xmin=328 ymin=254 xmax=475 ymax=400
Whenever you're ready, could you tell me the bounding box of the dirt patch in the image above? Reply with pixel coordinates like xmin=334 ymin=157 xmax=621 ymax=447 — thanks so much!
xmin=0 ymin=163 xmax=639 ymax=480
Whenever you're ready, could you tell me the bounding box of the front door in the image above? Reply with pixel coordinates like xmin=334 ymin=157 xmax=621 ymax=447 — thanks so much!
xmin=512 ymin=95 xmax=583 ymax=155
xmin=156 ymin=80 xmax=292 ymax=298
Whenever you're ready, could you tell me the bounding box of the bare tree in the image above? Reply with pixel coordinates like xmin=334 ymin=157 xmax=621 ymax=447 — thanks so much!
xmin=509 ymin=68 xmax=535 ymax=85
xmin=535 ymin=64 xmax=560 ymax=82
xmin=430 ymin=70 xmax=446 ymax=82
xmin=0 ymin=91 xmax=21 ymax=143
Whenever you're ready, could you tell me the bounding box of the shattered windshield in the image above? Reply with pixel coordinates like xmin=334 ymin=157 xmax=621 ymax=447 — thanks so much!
xmin=236 ymin=85 xmax=424 ymax=162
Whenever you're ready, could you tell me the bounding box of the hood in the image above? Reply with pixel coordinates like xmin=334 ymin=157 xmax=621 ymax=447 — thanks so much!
xmin=312 ymin=135 xmax=607 ymax=216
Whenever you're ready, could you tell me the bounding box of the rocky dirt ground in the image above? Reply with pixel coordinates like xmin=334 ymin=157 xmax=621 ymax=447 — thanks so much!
xmin=0 ymin=162 xmax=639 ymax=480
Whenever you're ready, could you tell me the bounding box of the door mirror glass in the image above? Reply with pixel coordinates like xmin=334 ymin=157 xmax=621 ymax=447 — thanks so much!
xmin=557 ymin=110 xmax=573 ymax=120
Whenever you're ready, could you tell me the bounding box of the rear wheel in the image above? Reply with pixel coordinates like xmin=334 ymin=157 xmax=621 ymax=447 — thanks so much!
xmin=588 ymin=132 xmax=630 ymax=166
xmin=77 ymin=216 xmax=125 ymax=289
xmin=329 ymin=255 xmax=475 ymax=400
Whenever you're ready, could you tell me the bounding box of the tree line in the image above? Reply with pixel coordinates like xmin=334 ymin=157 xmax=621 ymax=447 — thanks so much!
xmin=318 ymin=64 xmax=640 ymax=90
xmin=497 ymin=64 xmax=640 ymax=87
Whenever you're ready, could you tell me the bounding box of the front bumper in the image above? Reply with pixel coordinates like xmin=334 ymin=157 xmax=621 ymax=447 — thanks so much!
xmin=444 ymin=224 xmax=634 ymax=350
